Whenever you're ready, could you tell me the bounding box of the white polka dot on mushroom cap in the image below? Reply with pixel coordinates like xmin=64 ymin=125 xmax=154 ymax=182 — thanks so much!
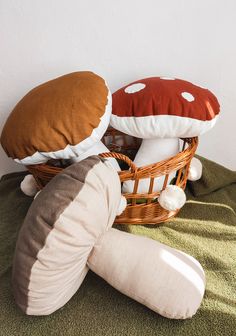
xmin=124 ymin=83 xmax=146 ymax=94
xmin=181 ymin=92 xmax=195 ymax=102
xmin=160 ymin=77 xmax=175 ymax=80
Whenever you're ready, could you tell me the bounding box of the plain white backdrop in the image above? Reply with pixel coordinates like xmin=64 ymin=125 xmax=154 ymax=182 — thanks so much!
xmin=0 ymin=0 xmax=235 ymax=176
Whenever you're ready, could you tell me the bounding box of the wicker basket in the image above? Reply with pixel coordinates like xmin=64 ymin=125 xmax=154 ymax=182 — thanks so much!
xmin=27 ymin=128 xmax=198 ymax=225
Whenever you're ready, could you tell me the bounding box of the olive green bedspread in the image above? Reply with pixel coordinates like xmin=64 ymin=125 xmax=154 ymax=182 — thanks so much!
xmin=0 ymin=156 xmax=235 ymax=336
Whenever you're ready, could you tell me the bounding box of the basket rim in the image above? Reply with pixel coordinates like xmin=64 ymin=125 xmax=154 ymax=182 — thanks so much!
xmin=100 ymin=137 xmax=198 ymax=181
xmin=27 ymin=137 xmax=198 ymax=184
xmin=26 ymin=133 xmax=199 ymax=224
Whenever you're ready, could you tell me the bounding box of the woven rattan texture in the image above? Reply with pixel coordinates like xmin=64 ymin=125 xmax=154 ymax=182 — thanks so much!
xmin=27 ymin=128 xmax=198 ymax=224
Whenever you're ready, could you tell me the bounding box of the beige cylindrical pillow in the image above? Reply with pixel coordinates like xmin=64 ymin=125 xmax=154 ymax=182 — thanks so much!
xmin=88 ymin=228 xmax=205 ymax=319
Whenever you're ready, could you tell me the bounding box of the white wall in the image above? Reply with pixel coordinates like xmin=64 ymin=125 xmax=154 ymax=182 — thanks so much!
xmin=1 ymin=0 xmax=236 ymax=176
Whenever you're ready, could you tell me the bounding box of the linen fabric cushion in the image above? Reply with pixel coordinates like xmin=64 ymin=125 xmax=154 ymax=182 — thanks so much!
xmin=88 ymin=228 xmax=206 ymax=319
xmin=12 ymin=156 xmax=121 ymax=315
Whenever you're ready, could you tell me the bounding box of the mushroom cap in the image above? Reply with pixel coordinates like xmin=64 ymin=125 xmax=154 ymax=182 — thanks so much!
xmin=12 ymin=156 xmax=121 ymax=315
xmin=111 ymin=77 xmax=220 ymax=139
xmin=1 ymin=72 xmax=111 ymax=164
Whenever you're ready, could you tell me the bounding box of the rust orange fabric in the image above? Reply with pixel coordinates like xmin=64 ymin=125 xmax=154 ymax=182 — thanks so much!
xmin=1 ymin=72 xmax=109 ymax=161
xmin=112 ymin=77 xmax=220 ymax=121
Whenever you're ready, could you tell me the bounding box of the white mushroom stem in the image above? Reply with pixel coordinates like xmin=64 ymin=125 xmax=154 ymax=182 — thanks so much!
xmin=122 ymin=138 xmax=179 ymax=194
xmin=70 ymin=141 xmax=120 ymax=171
xmin=20 ymin=175 xmax=39 ymax=197
xmin=87 ymin=228 xmax=205 ymax=319
xmin=187 ymin=157 xmax=203 ymax=181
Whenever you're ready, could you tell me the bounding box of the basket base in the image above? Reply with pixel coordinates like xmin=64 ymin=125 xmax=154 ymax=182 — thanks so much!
xmin=114 ymin=204 xmax=179 ymax=225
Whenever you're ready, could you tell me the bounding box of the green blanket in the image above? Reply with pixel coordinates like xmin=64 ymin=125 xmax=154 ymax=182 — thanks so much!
xmin=0 ymin=157 xmax=235 ymax=336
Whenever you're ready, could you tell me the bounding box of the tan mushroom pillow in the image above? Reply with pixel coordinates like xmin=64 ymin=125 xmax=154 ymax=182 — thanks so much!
xmin=1 ymin=71 xmax=112 ymax=165
xmin=13 ymin=156 xmax=205 ymax=318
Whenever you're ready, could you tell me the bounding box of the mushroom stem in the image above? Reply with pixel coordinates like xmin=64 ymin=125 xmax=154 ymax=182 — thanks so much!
xmin=70 ymin=141 xmax=120 ymax=171
xmin=187 ymin=157 xmax=203 ymax=181
xmin=122 ymin=138 xmax=179 ymax=193
xmin=158 ymin=185 xmax=186 ymax=211
xmin=87 ymin=227 xmax=205 ymax=319
xmin=20 ymin=174 xmax=39 ymax=196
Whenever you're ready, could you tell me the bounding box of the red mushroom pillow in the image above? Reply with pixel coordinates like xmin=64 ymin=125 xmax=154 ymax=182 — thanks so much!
xmin=111 ymin=76 xmax=220 ymax=198
xmin=111 ymin=77 xmax=220 ymax=139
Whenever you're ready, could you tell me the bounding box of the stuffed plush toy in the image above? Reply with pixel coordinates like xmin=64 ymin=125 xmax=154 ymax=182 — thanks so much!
xmin=13 ymin=156 xmax=205 ymax=318
xmin=0 ymin=71 xmax=120 ymax=196
xmin=111 ymin=76 xmax=220 ymax=210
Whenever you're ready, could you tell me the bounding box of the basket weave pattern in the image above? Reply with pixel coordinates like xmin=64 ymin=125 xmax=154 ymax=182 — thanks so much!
xmin=27 ymin=128 xmax=198 ymax=225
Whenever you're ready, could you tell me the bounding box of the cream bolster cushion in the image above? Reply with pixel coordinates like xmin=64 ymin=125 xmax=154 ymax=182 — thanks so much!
xmin=88 ymin=228 xmax=205 ymax=319
xmin=12 ymin=156 xmax=122 ymax=316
